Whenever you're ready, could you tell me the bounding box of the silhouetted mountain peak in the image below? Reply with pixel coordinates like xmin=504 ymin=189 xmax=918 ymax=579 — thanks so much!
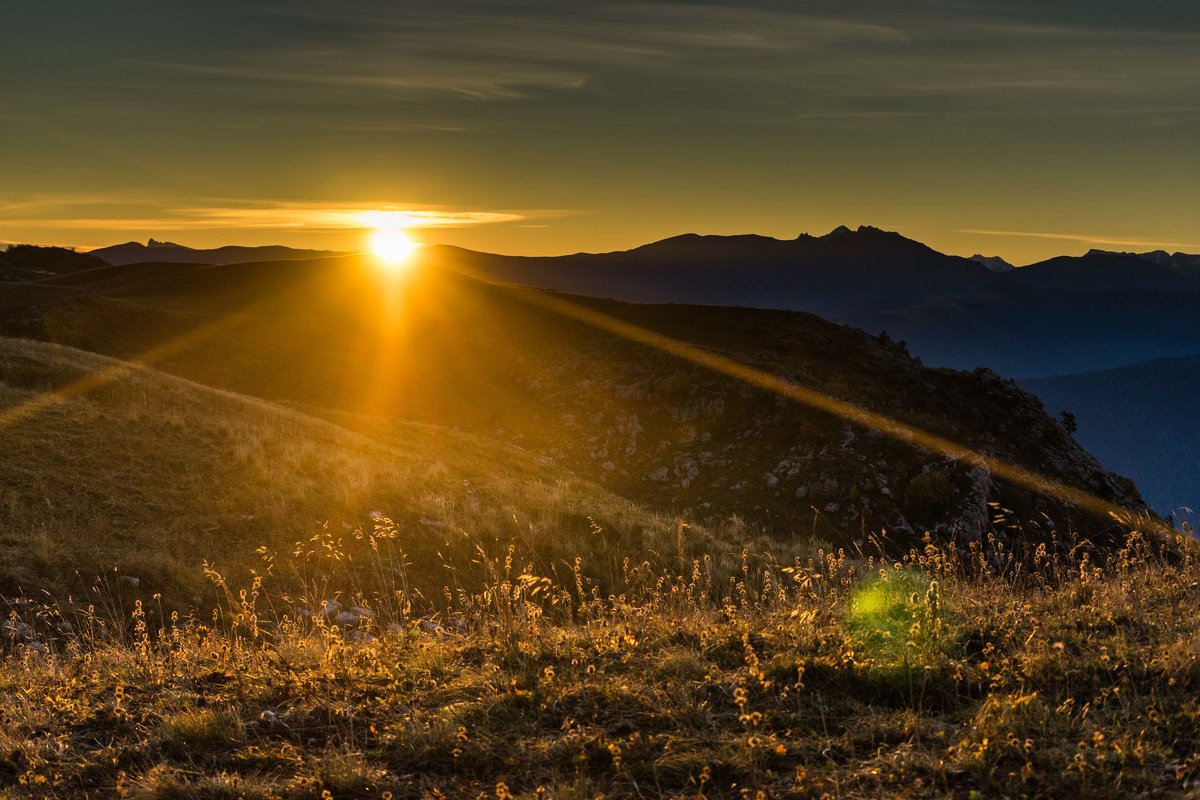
xmin=818 ymin=225 xmax=939 ymax=251
xmin=970 ymin=254 xmax=1015 ymax=272
xmin=147 ymin=239 xmax=189 ymax=249
xmin=625 ymin=232 xmax=785 ymax=259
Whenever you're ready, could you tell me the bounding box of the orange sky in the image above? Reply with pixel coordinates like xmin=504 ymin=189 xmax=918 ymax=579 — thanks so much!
xmin=4 ymin=2 xmax=1199 ymax=265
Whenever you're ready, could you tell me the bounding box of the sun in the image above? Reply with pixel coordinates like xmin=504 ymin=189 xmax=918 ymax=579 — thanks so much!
xmin=370 ymin=227 xmax=417 ymax=266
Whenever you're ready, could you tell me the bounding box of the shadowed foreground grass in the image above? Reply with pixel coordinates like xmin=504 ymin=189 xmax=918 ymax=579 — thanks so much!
xmin=3 ymin=522 xmax=1199 ymax=799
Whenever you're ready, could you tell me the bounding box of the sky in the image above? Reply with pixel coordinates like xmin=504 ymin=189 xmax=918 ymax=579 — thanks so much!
xmin=3 ymin=0 xmax=1199 ymax=265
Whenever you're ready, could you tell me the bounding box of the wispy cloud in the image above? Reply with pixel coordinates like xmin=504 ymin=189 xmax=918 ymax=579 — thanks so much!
xmin=9 ymin=2 xmax=1200 ymax=128
xmin=226 ymin=4 xmax=1200 ymax=113
xmin=961 ymin=229 xmax=1200 ymax=252
xmin=1 ymin=197 xmax=563 ymax=233
xmin=147 ymin=5 xmax=908 ymax=103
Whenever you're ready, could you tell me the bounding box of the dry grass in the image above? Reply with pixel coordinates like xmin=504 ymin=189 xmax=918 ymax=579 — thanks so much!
xmin=0 ymin=338 xmax=758 ymax=608
xmin=0 ymin=332 xmax=1185 ymax=797
xmin=0 ymin=518 xmax=1196 ymax=798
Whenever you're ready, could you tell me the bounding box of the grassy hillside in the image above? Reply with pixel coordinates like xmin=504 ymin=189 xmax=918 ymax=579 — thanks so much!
xmin=0 ymin=255 xmax=1179 ymax=799
xmin=0 ymin=253 xmax=1147 ymax=545
xmin=0 ymin=338 xmax=762 ymax=607
xmin=0 ymin=249 xmax=1177 ymax=799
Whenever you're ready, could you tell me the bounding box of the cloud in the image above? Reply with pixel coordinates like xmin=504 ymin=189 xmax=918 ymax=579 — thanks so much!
xmin=1 ymin=197 xmax=560 ymax=233
xmin=159 ymin=61 xmax=587 ymax=102
xmin=202 ymin=4 xmax=1199 ymax=109
xmin=146 ymin=5 xmax=908 ymax=104
xmin=10 ymin=2 xmax=1200 ymax=129
xmin=961 ymin=229 xmax=1200 ymax=252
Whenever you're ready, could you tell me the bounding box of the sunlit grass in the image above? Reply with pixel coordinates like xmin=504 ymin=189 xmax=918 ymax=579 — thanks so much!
xmin=0 ymin=519 xmax=1195 ymax=798
xmin=0 ymin=338 xmax=755 ymax=608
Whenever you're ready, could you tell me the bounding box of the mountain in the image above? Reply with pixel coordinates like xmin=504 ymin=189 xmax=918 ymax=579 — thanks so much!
xmin=89 ymin=239 xmax=344 ymax=266
xmin=430 ymin=232 xmax=1200 ymax=378
xmin=417 ymin=231 xmax=1200 ymax=523
xmin=1001 ymin=252 xmax=1200 ymax=293
xmin=1089 ymin=248 xmax=1200 ymax=282
xmin=0 ymin=250 xmax=1146 ymax=561
xmin=970 ymin=254 xmax=1014 ymax=272
xmin=442 ymin=225 xmax=996 ymax=313
xmin=1020 ymin=354 xmax=1200 ymax=517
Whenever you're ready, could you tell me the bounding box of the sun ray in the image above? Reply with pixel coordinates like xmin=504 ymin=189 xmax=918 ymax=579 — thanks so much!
xmin=0 ymin=253 xmax=1162 ymax=541
xmin=435 ymin=259 xmax=1163 ymax=536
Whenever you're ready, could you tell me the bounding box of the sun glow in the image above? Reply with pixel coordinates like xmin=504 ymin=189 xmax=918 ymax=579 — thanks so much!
xmin=369 ymin=226 xmax=418 ymax=266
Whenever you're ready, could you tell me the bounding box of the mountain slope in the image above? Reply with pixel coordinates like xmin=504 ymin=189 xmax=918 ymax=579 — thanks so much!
xmin=1003 ymin=252 xmax=1200 ymax=293
xmin=1090 ymin=248 xmax=1200 ymax=282
xmin=970 ymin=254 xmax=1014 ymax=272
xmin=0 ymin=251 xmax=1146 ymax=548
xmin=0 ymin=337 xmax=703 ymax=604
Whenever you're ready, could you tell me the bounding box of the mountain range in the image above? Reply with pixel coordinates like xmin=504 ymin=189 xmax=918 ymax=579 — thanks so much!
xmin=435 ymin=231 xmax=1200 ymax=518
xmin=0 ymin=249 xmax=1147 ymax=602
xmin=1091 ymin=247 xmax=1200 ymax=281
xmin=88 ymin=239 xmax=342 ymax=266
xmin=7 ymin=228 xmax=1196 ymax=520
xmin=438 ymin=225 xmax=998 ymax=314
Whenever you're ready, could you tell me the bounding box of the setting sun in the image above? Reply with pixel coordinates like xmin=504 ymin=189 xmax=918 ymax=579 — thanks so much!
xmin=370 ymin=227 xmax=417 ymax=266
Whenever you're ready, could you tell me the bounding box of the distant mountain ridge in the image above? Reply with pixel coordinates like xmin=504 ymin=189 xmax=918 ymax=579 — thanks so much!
xmin=432 ymin=229 xmax=1200 ymax=378
xmin=439 ymin=225 xmax=996 ymax=313
xmin=1088 ymin=248 xmax=1200 ymax=282
xmin=1003 ymin=252 xmax=1200 ymax=293
xmin=90 ymin=239 xmax=344 ymax=266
